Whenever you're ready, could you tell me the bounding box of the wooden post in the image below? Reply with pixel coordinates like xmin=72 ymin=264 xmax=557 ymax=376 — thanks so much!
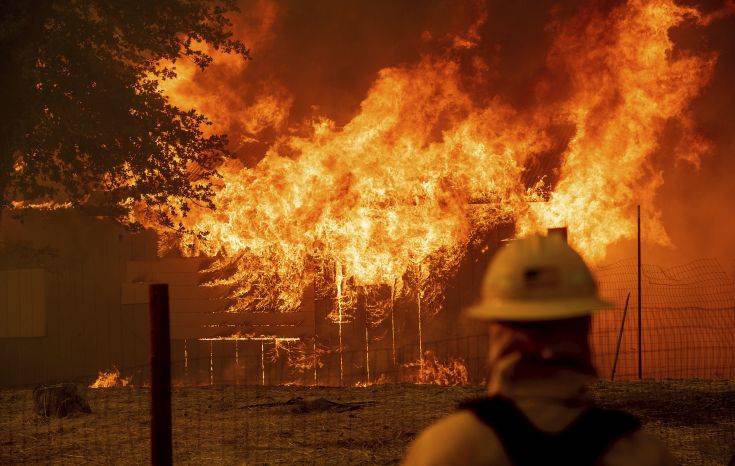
xmin=234 ymin=340 xmax=239 ymax=386
xmin=208 ymin=341 xmax=214 ymax=386
xmin=362 ymin=289 xmax=370 ymax=385
xmin=611 ymin=292 xmax=631 ymax=380
xmin=149 ymin=284 xmax=172 ymax=466
xmin=637 ymin=205 xmax=643 ymax=380
xmin=390 ymin=278 xmax=399 ymax=383
xmin=335 ymin=262 xmax=344 ymax=387
xmin=261 ymin=341 xmax=265 ymax=386
xmin=417 ymin=264 xmax=424 ymax=383
xmin=390 ymin=278 xmax=397 ymax=370
xmin=313 ymin=289 xmax=318 ymax=386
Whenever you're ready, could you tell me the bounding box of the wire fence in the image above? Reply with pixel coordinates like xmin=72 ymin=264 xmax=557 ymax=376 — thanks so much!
xmin=2 ymin=343 xmax=734 ymax=464
xmin=156 ymin=258 xmax=735 ymax=386
xmin=592 ymin=258 xmax=735 ymax=380
xmin=1 ymin=258 xmax=734 ymax=463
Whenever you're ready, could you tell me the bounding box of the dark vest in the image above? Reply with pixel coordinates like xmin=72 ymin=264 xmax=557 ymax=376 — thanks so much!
xmin=459 ymin=395 xmax=640 ymax=466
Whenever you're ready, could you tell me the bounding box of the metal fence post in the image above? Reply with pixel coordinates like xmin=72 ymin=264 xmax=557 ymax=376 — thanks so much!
xmin=149 ymin=284 xmax=172 ymax=466
xmin=611 ymin=292 xmax=631 ymax=380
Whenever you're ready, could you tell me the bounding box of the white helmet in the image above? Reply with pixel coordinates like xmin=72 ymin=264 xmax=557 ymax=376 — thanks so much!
xmin=465 ymin=234 xmax=611 ymax=321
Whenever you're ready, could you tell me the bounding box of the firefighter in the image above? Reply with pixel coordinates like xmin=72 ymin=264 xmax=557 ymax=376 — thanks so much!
xmin=403 ymin=234 xmax=673 ymax=466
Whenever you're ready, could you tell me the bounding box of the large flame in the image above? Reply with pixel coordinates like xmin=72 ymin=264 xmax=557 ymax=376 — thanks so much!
xmin=518 ymin=0 xmax=716 ymax=255
xmin=146 ymin=0 xmax=716 ymax=315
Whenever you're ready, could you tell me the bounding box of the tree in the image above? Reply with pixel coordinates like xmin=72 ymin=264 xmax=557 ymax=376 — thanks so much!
xmin=0 ymin=0 xmax=249 ymax=229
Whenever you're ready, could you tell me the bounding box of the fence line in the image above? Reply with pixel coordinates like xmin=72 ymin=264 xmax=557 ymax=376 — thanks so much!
xmin=2 ymin=259 xmax=735 ymax=464
xmin=2 ymin=259 xmax=734 ymax=389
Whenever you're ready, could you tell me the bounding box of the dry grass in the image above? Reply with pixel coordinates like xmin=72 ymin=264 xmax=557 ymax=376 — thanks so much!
xmin=589 ymin=380 xmax=735 ymax=465
xmin=1 ymin=380 xmax=733 ymax=464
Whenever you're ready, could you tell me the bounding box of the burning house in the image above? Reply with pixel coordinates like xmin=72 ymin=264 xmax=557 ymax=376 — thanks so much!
xmin=0 ymin=205 xmax=509 ymax=387
xmin=2 ymin=0 xmax=735 ymax=388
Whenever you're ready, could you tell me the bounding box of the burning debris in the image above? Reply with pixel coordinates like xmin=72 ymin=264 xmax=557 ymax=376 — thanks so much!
xmin=199 ymin=334 xmax=303 ymax=386
xmin=89 ymin=368 xmax=131 ymax=389
xmin=404 ymin=351 xmax=470 ymax=386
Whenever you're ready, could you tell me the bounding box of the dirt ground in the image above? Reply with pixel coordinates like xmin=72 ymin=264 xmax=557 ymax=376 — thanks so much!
xmin=1 ymin=380 xmax=733 ymax=465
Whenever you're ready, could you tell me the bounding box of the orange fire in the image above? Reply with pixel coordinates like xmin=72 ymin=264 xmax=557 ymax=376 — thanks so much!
xmin=89 ymin=367 xmax=131 ymax=389
xmin=160 ymin=55 xmax=542 ymax=313
xmin=517 ymin=0 xmax=716 ymax=257
xmin=133 ymin=1 xmax=726 ymax=384
xmin=147 ymin=0 xmax=716 ymax=319
xmin=404 ymin=351 xmax=470 ymax=386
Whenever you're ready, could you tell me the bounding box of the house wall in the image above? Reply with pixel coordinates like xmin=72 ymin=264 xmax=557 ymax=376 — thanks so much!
xmin=0 ymin=210 xmax=156 ymax=387
xmin=4 ymin=209 xmax=729 ymax=386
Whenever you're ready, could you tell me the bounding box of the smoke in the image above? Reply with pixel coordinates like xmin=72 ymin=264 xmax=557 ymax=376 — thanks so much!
xmin=167 ymin=0 xmax=574 ymax=163
xmin=603 ymin=0 xmax=735 ymax=267
xmin=654 ymin=1 xmax=735 ymax=267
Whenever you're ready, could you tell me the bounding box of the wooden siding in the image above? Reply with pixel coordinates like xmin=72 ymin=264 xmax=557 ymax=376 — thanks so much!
xmin=0 ymin=269 xmax=45 ymax=338
xmin=123 ymin=258 xmax=315 ymax=340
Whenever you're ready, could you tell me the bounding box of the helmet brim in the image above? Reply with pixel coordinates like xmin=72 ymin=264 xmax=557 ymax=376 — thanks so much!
xmin=464 ymin=296 xmax=614 ymax=321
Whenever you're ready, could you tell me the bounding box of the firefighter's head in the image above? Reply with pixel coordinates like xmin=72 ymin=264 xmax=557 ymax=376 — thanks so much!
xmin=467 ymin=234 xmax=610 ymax=386
xmin=466 ymin=233 xmax=609 ymax=322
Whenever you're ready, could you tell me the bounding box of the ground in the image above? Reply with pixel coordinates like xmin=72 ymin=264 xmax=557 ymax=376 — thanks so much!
xmin=1 ymin=380 xmax=733 ymax=465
